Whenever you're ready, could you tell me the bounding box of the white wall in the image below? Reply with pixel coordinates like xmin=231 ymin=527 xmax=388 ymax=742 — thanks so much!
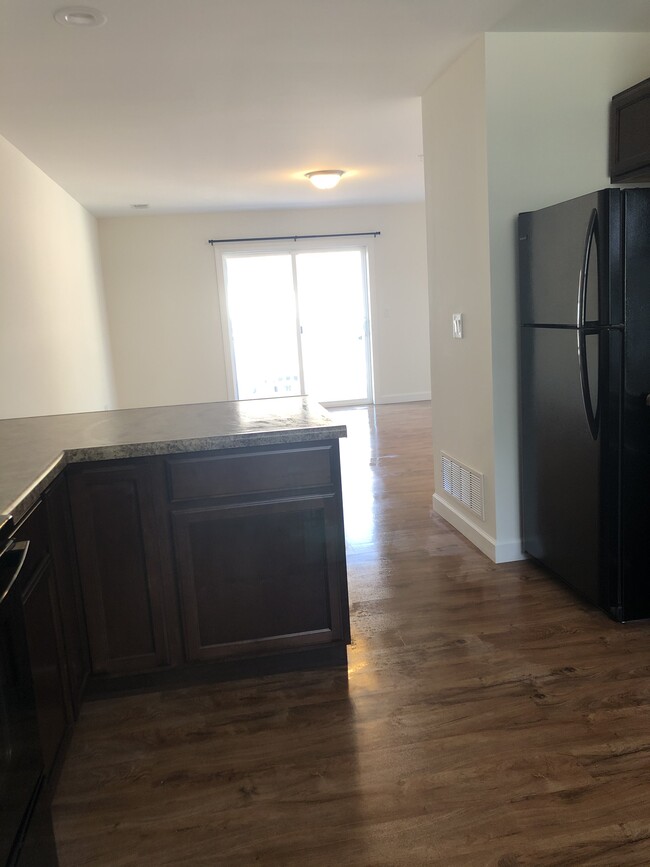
xmin=98 ymin=203 xmax=430 ymax=409
xmin=0 ymin=134 xmax=115 ymax=419
xmin=422 ymin=38 xmax=499 ymax=551
xmin=485 ymin=32 xmax=650 ymax=558
xmin=422 ymin=32 xmax=650 ymax=562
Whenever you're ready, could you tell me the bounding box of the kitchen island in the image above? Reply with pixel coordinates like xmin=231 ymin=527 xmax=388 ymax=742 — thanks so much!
xmin=2 ymin=393 xmax=350 ymax=694
xmin=0 ymin=397 xmax=350 ymax=692
xmin=0 ymin=397 xmax=349 ymax=864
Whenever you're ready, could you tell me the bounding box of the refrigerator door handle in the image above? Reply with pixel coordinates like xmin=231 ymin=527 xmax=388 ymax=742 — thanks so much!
xmin=577 ymin=328 xmax=599 ymax=440
xmin=576 ymin=208 xmax=599 ymax=440
xmin=577 ymin=208 xmax=598 ymax=328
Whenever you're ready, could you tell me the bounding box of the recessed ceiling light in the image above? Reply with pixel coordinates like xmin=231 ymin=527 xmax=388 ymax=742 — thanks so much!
xmin=305 ymin=170 xmax=345 ymax=190
xmin=54 ymin=6 xmax=107 ymax=27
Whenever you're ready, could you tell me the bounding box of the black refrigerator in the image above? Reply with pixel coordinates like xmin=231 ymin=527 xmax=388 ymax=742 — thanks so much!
xmin=518 ymin=188 xmax=650 ymax=622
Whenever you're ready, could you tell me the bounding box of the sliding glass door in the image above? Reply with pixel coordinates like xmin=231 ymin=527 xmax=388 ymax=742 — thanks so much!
xmin=218 ymin=244 xmax=373 ymax=406
xmin=296 ymin=250 xmax=370 ymax=404
xmin=224 ymin=254 xmax=302 ymax=400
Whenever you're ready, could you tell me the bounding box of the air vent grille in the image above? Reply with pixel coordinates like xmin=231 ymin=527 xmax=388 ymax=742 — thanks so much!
xmin=441 ymin=452 xmax=485 ymax=521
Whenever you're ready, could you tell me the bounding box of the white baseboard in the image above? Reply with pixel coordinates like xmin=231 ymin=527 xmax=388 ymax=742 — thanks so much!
xmin=375 ymin=392 xmax=431 ymax=405
xmin=494 ymin=538 xmax=528 ymax=564
xmin=432 ymin=493 xmax=526 ymax=564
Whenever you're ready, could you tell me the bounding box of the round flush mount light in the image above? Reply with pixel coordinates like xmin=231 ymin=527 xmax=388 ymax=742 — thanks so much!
xmin=305 ymin=170 xmax=345 ymax=190
xmin=54 ymin=6 xmax=107 ymax=27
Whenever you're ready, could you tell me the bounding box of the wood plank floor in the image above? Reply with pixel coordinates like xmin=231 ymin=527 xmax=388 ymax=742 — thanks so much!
xmin=53 ymin=402 xmax=650 ymax=865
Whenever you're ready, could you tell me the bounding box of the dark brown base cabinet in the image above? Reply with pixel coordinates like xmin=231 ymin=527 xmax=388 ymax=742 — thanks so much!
xmin=43 ymin=474 xmax=90 ymax=719
xmin=66 ymin=440 xmax=350 ymax=687
xmin=14 ymin=502 xmax=72 ymax=782
xmin=8 ymin=487 xmax=85 ymax=866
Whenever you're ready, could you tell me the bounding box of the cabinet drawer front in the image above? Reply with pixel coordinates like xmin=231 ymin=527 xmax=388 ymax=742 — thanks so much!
xmin=167 ymin=445 xmax=333 ymax=502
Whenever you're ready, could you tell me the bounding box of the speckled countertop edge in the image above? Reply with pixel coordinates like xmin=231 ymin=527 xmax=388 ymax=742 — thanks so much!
xmin=7 ymin=453 xmax=67 ymax=524
xmin=2 ymin=397 xmax=346 ymax=524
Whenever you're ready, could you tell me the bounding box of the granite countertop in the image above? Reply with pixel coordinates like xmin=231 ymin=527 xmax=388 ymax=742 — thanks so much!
xmin=0 ymin=396 xmax=346 ymax=524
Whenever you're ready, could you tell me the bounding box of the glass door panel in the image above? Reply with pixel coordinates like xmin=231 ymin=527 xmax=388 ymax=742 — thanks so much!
xmin=296 ymin=250 xmax=371 ymax=404
xmin=225 ymin=254 xmax=302 ymax=400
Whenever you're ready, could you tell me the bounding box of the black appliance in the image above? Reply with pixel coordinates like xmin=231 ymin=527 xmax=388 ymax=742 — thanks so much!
xmin=519 ymin=188 xmax=650 ymax=621
xmin=0 ymin=517 xmax=58 ymax=866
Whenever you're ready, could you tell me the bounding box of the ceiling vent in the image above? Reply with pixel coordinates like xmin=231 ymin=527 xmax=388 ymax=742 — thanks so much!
xmin=440 ymin=452 xmax=484 ymax=521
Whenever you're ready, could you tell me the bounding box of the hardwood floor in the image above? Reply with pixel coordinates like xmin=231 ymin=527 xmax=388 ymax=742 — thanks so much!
xmin=53 ymin=402 xmax=650 ymax=865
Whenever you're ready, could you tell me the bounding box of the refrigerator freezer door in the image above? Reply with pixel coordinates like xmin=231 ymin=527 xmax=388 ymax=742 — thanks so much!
xmin=521 ymin=326 xmax=610 ymax=608
xmin=519 ymin=190 xmax=617 ymax=327
xmin=620 ymin=188 xmax=650 ymax=619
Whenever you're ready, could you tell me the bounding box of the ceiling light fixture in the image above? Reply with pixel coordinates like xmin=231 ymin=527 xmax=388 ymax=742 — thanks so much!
xmin=54 ymin=6 xmax=107 ymax=27
xmin=305 ymin=170 xmax=345 ymax=190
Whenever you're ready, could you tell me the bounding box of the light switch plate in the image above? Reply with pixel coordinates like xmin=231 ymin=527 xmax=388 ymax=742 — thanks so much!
xmin=452 ymin=313 xmax=463 ymax=339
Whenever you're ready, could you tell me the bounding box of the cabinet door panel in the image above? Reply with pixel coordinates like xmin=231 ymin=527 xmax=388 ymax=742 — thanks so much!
xmin=610 ymin=77 xmax=650 ymax=182
xmin=22 ymin=559 xmax=70 ymax=778
xmin=173 ymin=497 xmax=346 ymax=661
xmin=44 ymin=474 xmax=90 ymax=718
xmin=68 ymin=462 xmax=170 ymax=675
xmin=14 ymin=503 xmax=71 ymax=779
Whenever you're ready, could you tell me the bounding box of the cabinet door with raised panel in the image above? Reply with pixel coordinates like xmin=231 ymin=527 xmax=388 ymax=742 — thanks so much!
xmin=610 ymin=77 xmax=650 ymax=182
xmin=22 ymin=559 xmax=70 ymax=778
xmin=44 ymin=473 xmax=90 ymax=718
xmin=67 ymin=460 xmax=172 ymax=675
xmin=15 ymin=502 xmax=71 ymax=780
xmin=172 ymin=496 xmax=348 ymax=662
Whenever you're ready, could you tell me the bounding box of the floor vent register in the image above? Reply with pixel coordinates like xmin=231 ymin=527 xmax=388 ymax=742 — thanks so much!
xmin=441 ymin=452 xmax=485 ymax=521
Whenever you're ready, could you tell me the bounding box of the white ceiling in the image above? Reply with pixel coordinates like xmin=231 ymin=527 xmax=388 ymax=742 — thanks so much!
xmin=1 ymin=0 xmax=649 ymax=217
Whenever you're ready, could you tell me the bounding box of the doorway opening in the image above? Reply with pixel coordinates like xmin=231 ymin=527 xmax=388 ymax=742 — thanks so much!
xmin=215 ymin=242 xmax=374 ymax=407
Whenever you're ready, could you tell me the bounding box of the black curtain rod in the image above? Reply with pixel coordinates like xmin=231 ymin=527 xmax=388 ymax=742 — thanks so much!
xmin=208 ymin=231 xmax=380 ymax=245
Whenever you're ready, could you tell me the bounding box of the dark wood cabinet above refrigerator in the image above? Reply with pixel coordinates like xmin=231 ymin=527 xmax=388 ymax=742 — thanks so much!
xmin=610 ymin=77 xmax=650 ymax=183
